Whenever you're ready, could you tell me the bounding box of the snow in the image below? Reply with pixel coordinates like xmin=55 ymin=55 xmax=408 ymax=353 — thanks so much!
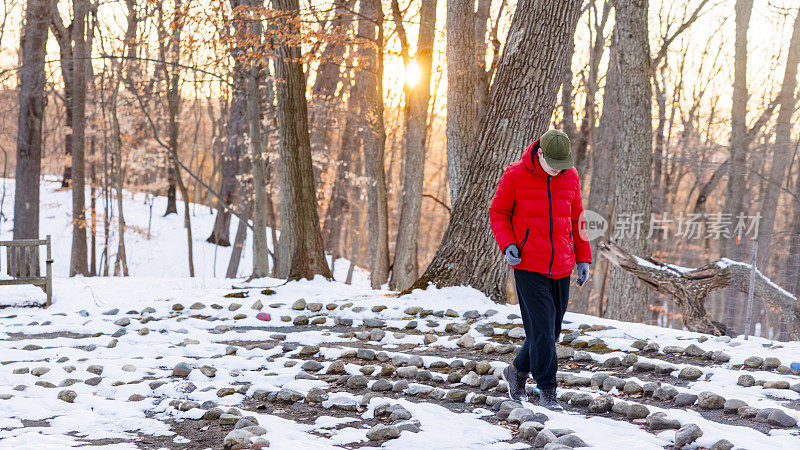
xmin=0 ymin=181 xmax=799 ymax=448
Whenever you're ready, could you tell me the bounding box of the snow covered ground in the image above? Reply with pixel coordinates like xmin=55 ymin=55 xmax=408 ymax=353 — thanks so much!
xmin=0 ymin=181 xmax=799 ymax=449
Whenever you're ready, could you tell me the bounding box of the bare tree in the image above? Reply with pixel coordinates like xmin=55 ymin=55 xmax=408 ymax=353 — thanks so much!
xmin=13 ymin=0 xmax=50 ymax=241
xmin=604 ymin=0 xmax=653 ymax=323
xmin=412 ymin=0 xmax=583 ymax=302
xmin=273 ymin=0 xmax=332 ymax=280
xmin=69 ymin=0 xmax=89 ymax=276
xmin=391 ymin=0 xmax=437 ymax=291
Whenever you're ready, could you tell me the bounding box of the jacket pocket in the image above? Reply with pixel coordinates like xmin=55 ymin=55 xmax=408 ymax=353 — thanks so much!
xmin=519 ymin=228 xmax=530 ymax=253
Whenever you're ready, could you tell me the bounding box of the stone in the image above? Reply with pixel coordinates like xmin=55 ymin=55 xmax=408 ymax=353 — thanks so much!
xmin=397 ymin=366 xmax=418 ymax=378
xmin=712 ymin=351 xmax=731 ymax=363
xmin=710 ymin=439 xmax=734 ymax=450
xmin=370 ymin=329 xmax=385 ymax=341
xmin=697 ymin=391 xmax=725 ymax=409
xmin=307 ymin=302 xmax=323 ymax=312
xmin=507 ymin=327 xmax=526 ymax=339
xmin=293 ymin=315 xmax=309 ymax=326
xmin=291 ymin=299 xmax=307 ymax=310
xmin=172 ymin=362 xmax=192 ymax=378
xmin=508 ymin=408 xmax=537 ymax=424
xmin=462 ymin=372 xmax=481 ymax=387
xmin=673 ymin=393 xmax=698 ymax=407
xmin=480 ymin=375 xmax=499 ymax=391
xmin=114 ymin=318 xmax=130 ymax=327
xmin=31 ymin=367 xmax=50 ymax=376
xmin=678 ymin=367 xmax=703 ymax=380
xmin=564 ymin=375 xmax=591 ymax=387
xmin=646 ymin=412 xmax=681 ymax=430
xmin=346 ymin=375 xmax=368 ymax=390
xmin=357 ymin=348 xmax=376 ymax=360
xmin=603 ymin=357 xmax=621 ymax=367
xmin=653 ymin=385 xmax=679 ymax=401
xmin=371 ymin=379 xmax=393 ymax=392
xmin=573 ymin=351 xmax=594 ymax=363
xmin=762 ymin=357 xmax=781 ymax=370
xmin=519 ymin=421 xmax=540 ymax=439
xmin=87 ymin=365 xmax=104 ymax=376
xmin=723 ymin=399 xmax=747 ymax=414
xmin=395 ymin=419 xmax=422 ymax=433
xmin=555 ymin=434 xmax=587 ymax=448
xmin=306 ymin=387 xmax=328 ymax=403
xmin=743 ymin=356 xmax=763 ymax=368
xmin=631 ymin=361 xmax=655 ymax=373
xmin=588 ymin=396 xmax=614 ymax=413
xmin=367 ymin=424 xmax=400 ymax=441
xmin=590 ymin=373 xmax=609 ymax=387
xmin=533 ymin=429 xmax=557 ymax=448
xmin=763 ymin=380 xmax=790 ymax=389
xmin=767 ymin=409 xmax=797 ymax=427
xmin=58 ymin=389 xmax=77 ymax=403
xmin=738 ymin=406 xmax=759 ymax=418
xmin=622 ymin=381 xmax=643 ymax=395
xmin=363 ymin=318 xmax=385 ymax=328
xmin=737 ymin=374 xmax=755 ymax=387
xmin=446 ymin=322 xmax=470 ymax=334
xmin=299 ymin=345 xmax=319 ymax=356
xmin=621 ymin=353 xmax=638 ymax=367
xmin=601 ymin=376 xmax=626 ymax=392
xmin=683 ymin=344 xmax=705 ymax=357
xmin=276 ymin=388 xmax=304 ymax=402
xmin=224 ymin=429 xmax=254 ymax=447
xmin=674 ymin=423 xmax=703 ymax=448
xmin=569 ymin=393 xmax=593 ymax=407
xmin=626 ymin=404 xmax=650 ymax=419
xmin=445 ymin=389 xmax=468 ymax=402
xmin=457 ymin=334 xmax=476 ymax=348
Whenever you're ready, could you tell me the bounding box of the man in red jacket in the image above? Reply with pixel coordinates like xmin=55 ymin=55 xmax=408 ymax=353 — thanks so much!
xmin=489 ymin=129 xmax=592 ymax=410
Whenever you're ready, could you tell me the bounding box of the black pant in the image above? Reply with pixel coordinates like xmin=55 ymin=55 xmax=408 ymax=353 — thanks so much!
xmin=512 ymin=268 xmax=570 ymax=390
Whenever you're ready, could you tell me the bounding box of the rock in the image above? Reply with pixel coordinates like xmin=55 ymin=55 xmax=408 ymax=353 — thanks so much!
xmin=603 ymin=356 xmax=621 ymax=367
xmin=445 ymin=389 xmax=468 ymax=402
xmin=462 ymin=372 xmax=481 ymax=387
xmin=653 ymin=385 xmax=678 ymax=401
xmin=172 ymin=362 xmax=192 ymax=378
xmin=631 ymin=361 xmax=655 ymax=373
xmin=673 ymin=393 xmax=698 ymax=407
xmin=743 ymin=356 xmax=763 ymax=368
xmin=738 ymin=406 xmax=759 ymax=418
xmin=31 ymin=367 xmax=50 ymax=376
xmin=367 ymin=424 xmax=400 ymax=441
xmin=128 ymin=394 xmax=146 ymax=402
xmin=480 ymin=375 xmax=500 ymax=391
xmin=622 ymin=381 xmax=643 ymax=395
xmin=519 ymin=421 xmax=540 ymax=439
xmin=307 ymin=302 xmax=323 ymax=312
xmin=405 ymin=306 xmax=422 ymax=315
xmin=357 ymin=348 xmax=376 ymax=360
xmin=533 ymin=429 xmax=557 ymax=448
xmin=601 ymin=376 xmax=626 ymax=392
xmin=291 ymin=299 xmax=306 ymax=310
xmin=276 ymin=388 xmax=304 ymax=402
xmin=710 ymin=439 xmax=734 ymax=450
xmin=306 ymin=387 xmax=328 ymax=403
xmin=363 ymin=318 xmax=385 ymax=328
xmin=564 ymin=375 xmax=591 ymax=387
xmin=114 ymin=318 xmax=130 ymax=326
xmin=588 ymin=396 xmax=614 ymax=413
xmin=678 ymin=367 xmax=703 ymax=380
xmin=423 ymin=334 xmax=437 ymax=345
xmin=762 ymin=357 xmax=781 ymax=370
xmin=569 ymin=393 xmax=593 ymax=407
xmin=346 ymin=375 xmax=368 ymax=390
xmin=371 ymin=379 xmax=393 ymax=392
xmin=457 ymin=334 xmax=476 ymax=348
xmin=737 ymin=374 xmax=755 ymax=387
xmin=446 ymin=322 xmax=470 ymax=334
xmin=87 ymin=365 xmax=103 ymax=376
xmin=555 ymin=434 xmax=587 ymax=448
xmin=508 ymin=408 xmax=537 ymax=424
xmin=217 ymin=388 xmax=236 ymax=398
xmin=397 ymin=366 xmax=418 ymax=378
xmin=395 ymin=419 xmax=422 ymax=433
xmin=224 ymin=429 xmax=254 ymax=447
xmin=293 ymin=315 xmax=309 ymax=326
xmin=369 ymin=329 xmax=385 ymax=341
xmin=697 ymin=391 xmax=725 ymax=409
xmin=683 ymin=344 xmax=705 ymax=357
xmin=767 ymin=409 xmax=797 ymax=427
xmin=626 ymin=404 xmax=650 ymax=419
xmin=763 ymin=380 xmax=790 ymax=389
xmin=646 ymin=412 xmax=681 ymax=430
xmin=622 ymin=354 xmax=638 ymax=367
xmin=58 ymin=389 xmax=77 ymax=403
xmin=590 ymin=373 xmax=609 ymax=387
xmin=712 ymin=351 xmax=731 ymax=363
xmin=507 ymin=327 xmax=526 ymax=339
xmin=723 ymin=399 xmax=747 ymax=414
xmin=299 ymin=345 xmax=319 ymax=356
xmin=674 ymin=423 xmax=703 ymax=448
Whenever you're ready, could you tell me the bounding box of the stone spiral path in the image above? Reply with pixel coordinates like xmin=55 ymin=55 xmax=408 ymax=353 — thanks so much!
xmin=1 ymin=277 xmax=799 ymax=449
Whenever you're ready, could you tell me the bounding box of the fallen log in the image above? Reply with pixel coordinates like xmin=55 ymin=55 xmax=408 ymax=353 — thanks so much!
xmin=598 ymin=240 xmax=800 ymax=338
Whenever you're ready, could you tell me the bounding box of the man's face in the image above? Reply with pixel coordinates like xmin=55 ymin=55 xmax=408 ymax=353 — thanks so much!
xmin=537 ymin=149 xmax=561 ymax=176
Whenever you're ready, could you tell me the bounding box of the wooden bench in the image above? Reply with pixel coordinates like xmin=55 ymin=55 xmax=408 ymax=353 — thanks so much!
xmin=0 ymin=235 xmax=53 ymax=307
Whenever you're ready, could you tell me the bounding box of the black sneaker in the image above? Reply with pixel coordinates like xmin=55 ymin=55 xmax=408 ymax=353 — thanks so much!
xmin=538 ymin=387 xmax=563 ymax=411
xmin=501 ymin=364 xmax=528 ymax=402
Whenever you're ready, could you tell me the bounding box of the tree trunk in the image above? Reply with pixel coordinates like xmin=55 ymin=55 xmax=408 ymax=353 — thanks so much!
xmin=246 ymin=0 xmax=270 ymax=279
xmin=604 ymin=0 xmax=652 ymax=323
xmin=355 ymin=0 xmax=389 ymax=288
xmin=390 ymin=0 xmax=437 ymax=291
xmin=412 ymin=0 xmax=583 ymax=302
xmin=756 ymin=8 xmax=800 ymax=274
xmin=70 ymin=0 xmax=89 ymax=276
xmin=13 ymin=0 xmax=50 ymax=241
xmin=273 ymin=0 xmax=332 ymax=281
xmin=474 ymin=0 xmax=492 ymax=118
xmin=49 ymin=1 xmax=75 ymax=189
xmin=445 ymin=0 xmax=480 ymax=206
xmin=722 ymin=0 xmax=753 ymax=258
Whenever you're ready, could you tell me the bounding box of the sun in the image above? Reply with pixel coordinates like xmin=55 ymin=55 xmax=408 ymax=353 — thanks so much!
xmin=405 ymin=60 xmax=421 ymax=87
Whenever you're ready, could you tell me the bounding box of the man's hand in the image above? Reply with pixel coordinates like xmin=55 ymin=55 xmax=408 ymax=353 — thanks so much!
xmin=504 ymin=244 xmax=522 ymax=266
xmin=576 ymin=262 xmax=590 ymax=286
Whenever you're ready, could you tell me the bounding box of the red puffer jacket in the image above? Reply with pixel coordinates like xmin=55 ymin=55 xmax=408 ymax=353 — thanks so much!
xmin=489 ymin=140 xmax=592 ymax=278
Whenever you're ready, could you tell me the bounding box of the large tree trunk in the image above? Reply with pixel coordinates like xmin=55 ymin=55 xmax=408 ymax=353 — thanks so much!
xmin=604 ymin=0 xmax=652 ymax=323
xmin=356 ymin=0 xmax=389 ymax=289
xmin=390 ymin=0 xmax=437 ymax=291
xmin=273 ymin=0 xmax=332 ymax=281
xmin=756 ymin=8 xmax=800 ymax=274
xmin=247 ymin=0 xmax=270 ymax=279
xmin=14 ymin=0 xmax=50 ymax=241
xmin=445 ymin=0 xmax=480 ymax=206
xmin=49 ymin=1 xmax=75 ymax=189
xmin=474 ymin=0 xmax=492 ymax=118
xmin=412 ymin=0 xmax=582 ymax=302
xmin=722 ymin=0 xmax=753 ymax=258
xmin=70 ymin=0 xmax=89 ymax=276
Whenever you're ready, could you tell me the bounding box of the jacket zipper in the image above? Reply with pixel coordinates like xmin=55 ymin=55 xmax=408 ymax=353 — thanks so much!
xmin=519 ymin=228 xmax=530 ymax=253
xmin=547 ymin=176 xmax=554 ymax=274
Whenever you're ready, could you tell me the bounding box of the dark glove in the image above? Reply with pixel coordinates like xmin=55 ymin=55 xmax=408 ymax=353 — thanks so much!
xmin=504 ymin=244 xmax=522 ymax=266
xmin=576 ymin=262 xmax=590 ymax=286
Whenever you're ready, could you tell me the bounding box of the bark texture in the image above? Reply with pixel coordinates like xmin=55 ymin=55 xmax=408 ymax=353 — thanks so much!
xmin=604 ymin=0 xmax=653 ymax=323
xmin=14 ymin=0 xmax=50 ymax=241
xmin=412 ymin=0 xmax=582 ymax=302
xmin=273 ymin=0 xmax=332 ymax=281
xmin=70 ymin=0 xmax=89 ymax=276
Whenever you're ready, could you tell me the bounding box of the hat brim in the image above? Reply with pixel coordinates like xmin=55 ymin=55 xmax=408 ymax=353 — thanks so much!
xmin=543 ymin=152 xmax=574 ymax=170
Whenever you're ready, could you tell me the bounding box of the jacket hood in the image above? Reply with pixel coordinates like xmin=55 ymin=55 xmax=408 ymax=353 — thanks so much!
xmin=523 ymin=139 xmax=569 ymax=179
